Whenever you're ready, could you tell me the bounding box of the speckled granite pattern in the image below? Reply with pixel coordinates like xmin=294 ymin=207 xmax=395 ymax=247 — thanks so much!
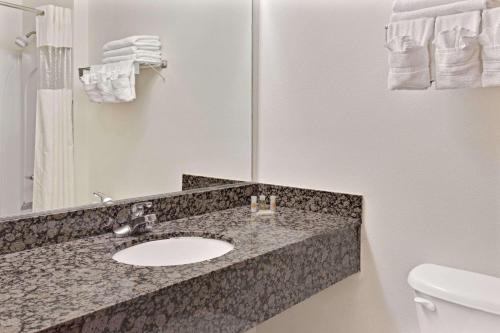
xmin=182 ymin=174 xmax=245 ymax=191
xmin=0 ymin=207 xmax=361 ymax=333
xmin=0 ymin=174 xmax=363 ymax=257
xmin=181 ymin=175 xmax=363 ymax=220
xmin=258 ymin=183 xmax=362 ymax=220
xmin=0 ymin=184 xmax=255 ymax=256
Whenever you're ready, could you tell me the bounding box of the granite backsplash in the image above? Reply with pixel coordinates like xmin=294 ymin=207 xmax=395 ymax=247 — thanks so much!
xmin=0 ymin=176 xmax=362 ymax=256
xmin=182 ymin=174 xmax=244 ymax=191
xmin=0 ymin=184 xmax=255 ymax=256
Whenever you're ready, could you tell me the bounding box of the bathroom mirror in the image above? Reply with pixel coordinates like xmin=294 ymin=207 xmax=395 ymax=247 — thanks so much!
xmin=0 ymin=0 xmax=252 ymax=218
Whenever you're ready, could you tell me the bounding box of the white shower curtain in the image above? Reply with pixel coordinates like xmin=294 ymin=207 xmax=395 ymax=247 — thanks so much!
xmin=33 ymin=5 xmax=75 ymax=211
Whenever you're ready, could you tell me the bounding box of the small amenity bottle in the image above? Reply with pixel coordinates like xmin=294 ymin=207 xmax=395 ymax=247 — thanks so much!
xmin=259 ymin=195 xmax=267 ymax=210
xmin=251 ymin=196 xmax=258 ymax=213
xmin=270 ymin=196 xmax=277 ymax=212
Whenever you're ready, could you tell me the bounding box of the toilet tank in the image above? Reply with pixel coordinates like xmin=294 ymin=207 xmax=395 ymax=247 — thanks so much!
xmin=408 ymin=264 xmax=500 ymax=333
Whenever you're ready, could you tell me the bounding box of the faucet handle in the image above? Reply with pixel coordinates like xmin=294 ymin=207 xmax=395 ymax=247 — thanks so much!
xmin=131 ymin=201 xmax=153 ymax=217
xmin=143 ymin=214 xmax=157 ymax=232
xmin=144 ymin=213 xmax=157 ymax=223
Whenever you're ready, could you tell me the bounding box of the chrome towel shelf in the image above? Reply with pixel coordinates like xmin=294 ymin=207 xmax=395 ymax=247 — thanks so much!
xmin=78 ymin=60 xmax=168 ymax=78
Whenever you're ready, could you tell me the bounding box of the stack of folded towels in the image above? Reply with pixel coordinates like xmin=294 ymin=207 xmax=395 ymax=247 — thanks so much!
xmin=102 ymin=35 xmax=162 ymax=66
xmin=386 ymin=0 xmax=500 ymax=90
xmin=390 ymin=0 xmax=500 ymax=22
xmin=81 ymin=36 xmax=162 ymax=103
xmin=80 ymin=60 xmax=137 ymax=103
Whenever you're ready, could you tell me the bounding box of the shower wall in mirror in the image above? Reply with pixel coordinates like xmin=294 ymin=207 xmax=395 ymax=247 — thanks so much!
xmin=0 ymin=0 xmax=49 ymax=217
xmin=0 ymin=0 xmax=252 ymax=218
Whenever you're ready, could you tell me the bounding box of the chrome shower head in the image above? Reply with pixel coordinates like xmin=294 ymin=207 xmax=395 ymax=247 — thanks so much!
xmin=15 ymin=36 xmax=28 ymax=48
xmin=14 ymin=31 xmax=36 ymax=48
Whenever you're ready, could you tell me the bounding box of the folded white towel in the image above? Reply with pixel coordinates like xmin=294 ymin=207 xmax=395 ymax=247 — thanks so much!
xmin=433 ymin=11 xmax=481 ymax=89
xmin=134 ymin=46 xmax=160 ymax=51
xmin=436 ymin=8 xmax=482 ymax=31
xmin=105 ymin=51 xmax=162 ymax=60
xmin=479 ymin=8 xmax=500 ymax=86
xmin=102 ymin=54 xmax=162 ymax=65
xmin=103 ymin=35 xmax=161 ymax=52
xmin=82 ymin=83 xmax=103 ymax=103
xmin=102 ymin=51 xmax=162 ymax=59
xmin=484 ymin=3 xmax=500 ymax=23
xmin=480 ymin=6 xmax=500 ymax=43
xmin=388 ymin=17 xmax=436 ymax=43
xmin=393 ymin=0 xmax=463 ymax=12
xmin=386 ymin=18 xmax=435 ymax=90
xmin=391 ymin=0 xmax=487 ymax=22
xmin=481 ymin=45 xmax=500 ymax=86
xmin=103 ymin=46 xmax=161 ymax=58
xmin=80 ymin=60 xmax=136 ymax=103
xmin=394 ymin=0 xmax=500 ymax=12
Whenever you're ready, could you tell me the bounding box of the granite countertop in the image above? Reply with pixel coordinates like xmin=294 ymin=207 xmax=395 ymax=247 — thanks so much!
xmin=0 ymin=206 xmax=360 ymax=333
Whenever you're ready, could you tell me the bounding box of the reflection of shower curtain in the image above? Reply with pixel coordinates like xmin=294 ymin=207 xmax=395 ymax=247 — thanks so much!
xmin=33 ymin=5 xmax=74 ymax=211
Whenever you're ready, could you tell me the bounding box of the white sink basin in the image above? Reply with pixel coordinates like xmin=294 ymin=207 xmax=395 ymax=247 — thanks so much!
xmin=112 ymin=237 xmax=234 ymax=267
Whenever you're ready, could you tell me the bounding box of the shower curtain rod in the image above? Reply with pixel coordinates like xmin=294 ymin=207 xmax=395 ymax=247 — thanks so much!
xmin=0 ymin=1 xmax=44 ymax=16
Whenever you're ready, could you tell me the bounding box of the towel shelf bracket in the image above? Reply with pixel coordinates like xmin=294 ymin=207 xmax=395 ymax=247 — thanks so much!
xmin=78 ymin=59 xmax=168 ymax=79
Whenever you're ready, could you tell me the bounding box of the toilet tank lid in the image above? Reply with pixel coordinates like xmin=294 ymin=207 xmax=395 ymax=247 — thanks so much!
xmin=408 ymin=264 xmax=500 ymax=315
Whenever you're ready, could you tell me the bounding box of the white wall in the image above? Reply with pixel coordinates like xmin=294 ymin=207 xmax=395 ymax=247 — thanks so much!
xmin=255 ymin=0 xmax=500 ymax=332
xmin=73 ymin=0 xmax=90 ymax=206
xmin=0 ymin=52 xmax=22 ymax=216
xmin=0 ymin=0 xmax=23 ymax=50
xmin=0 ymin=2 xmax=23 ymax=216
xmin=78 ymin=0 xmax=252 ymax=202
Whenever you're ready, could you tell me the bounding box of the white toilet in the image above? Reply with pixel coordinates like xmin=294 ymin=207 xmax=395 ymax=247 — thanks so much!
xmin=408 ymin=264 xmax=500 ymax=333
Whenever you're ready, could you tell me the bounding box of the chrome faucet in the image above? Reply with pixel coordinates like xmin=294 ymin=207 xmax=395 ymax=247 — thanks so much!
xmin=113 ymin=202 xmax=157 ymax=238
xmin=93 ymin=192 xmax=114 ymax=206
